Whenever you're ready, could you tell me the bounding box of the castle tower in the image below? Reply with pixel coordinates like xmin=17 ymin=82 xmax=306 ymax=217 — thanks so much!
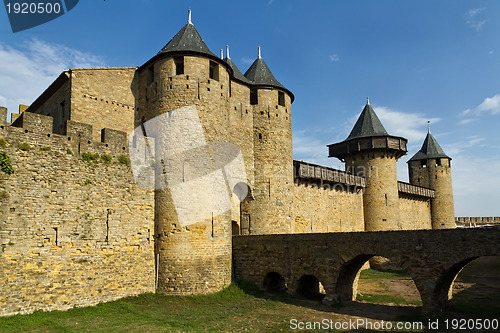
xmin=133 ymin=11 xmax=236 ymax=295
xmin=408 ymin=130 xmax=455 ymax=229
xmin=241 ymin=47 xmax=295 ymax=234
xmin=327 ymin=99 xmax=408 ymax=231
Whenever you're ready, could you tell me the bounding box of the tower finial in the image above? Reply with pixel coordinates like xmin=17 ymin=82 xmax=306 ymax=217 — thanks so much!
xmin=226 ymin=45 xmax=230 ymax=59
xmin=427 ymin=120 xmax=431 ymax=133
xmin=188 ymin=9 xmax=192 ymax=24
xmin=258 ymin=46 xmax=261 ymax=59
xmin=367 ymin=96 xmax=370 ymax=105
xmin=220 ymin=49 xmax=223 ymax=59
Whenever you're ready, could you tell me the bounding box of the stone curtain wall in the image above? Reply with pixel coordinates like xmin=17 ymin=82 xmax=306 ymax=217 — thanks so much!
xmin=0 ymin=110 xmax=155 ymax=317
xmin=292 ymin=182 xmax=364 ymax=233
xmin=397 ymin=196 xmax=432 ymax=229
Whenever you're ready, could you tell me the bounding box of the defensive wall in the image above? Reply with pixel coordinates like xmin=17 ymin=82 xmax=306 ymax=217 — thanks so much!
xmin=456 ymin=216 xmax=500 ymax=227
xmin=291 ymin=161 xmax=435 ymax=232
xmin=232 ymin=228 xmax=500 ymax=315
xmin=0 ymin=108 xmax=155 ymax=317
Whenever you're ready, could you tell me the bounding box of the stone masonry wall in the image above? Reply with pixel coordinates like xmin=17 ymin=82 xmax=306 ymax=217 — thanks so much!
xmin=0 ymin=110 xmax=155 ymax=317
xmin=398 ymin=195 xmax=432 ymax=229
xmin=70 ymin=68 xmax=136 ymax=141
xmin=292 ymin=182 xmax=364 ymax=233
xmin=22 ymin=73 xmax=71 ymax=135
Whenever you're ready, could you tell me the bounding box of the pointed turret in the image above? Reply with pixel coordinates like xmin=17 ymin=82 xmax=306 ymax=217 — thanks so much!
xmin=328 ymin=99 xmax=408 ymax=234
xmin=139 ymin=10 xmax=229 ymax=72
xmin=408 ymin=130 xmax=454 ymax=229
xmin=328 ymin=99 xmax=407 ymax=161
xmin=244 ymin=53 xmax=285 ymax=89
xmin=409 ymin=131 xmax=450 ymax=161
xmin=158 ymin=10 xmax=217 ymax=58
xmin=347 ymin=101 xmax=389 ymax=139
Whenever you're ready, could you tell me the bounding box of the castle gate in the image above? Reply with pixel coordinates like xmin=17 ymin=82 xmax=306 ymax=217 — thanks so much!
xmin=232 ymin=228 xmax=500 ymax=315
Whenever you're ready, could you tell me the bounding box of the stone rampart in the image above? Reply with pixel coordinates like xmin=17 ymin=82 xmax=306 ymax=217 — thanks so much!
xmin=0 ymin=109 xmax=155 ymax=317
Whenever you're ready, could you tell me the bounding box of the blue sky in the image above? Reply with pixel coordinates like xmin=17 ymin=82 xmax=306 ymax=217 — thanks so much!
xmin=0 ymin=0 xmax=499 ymax=216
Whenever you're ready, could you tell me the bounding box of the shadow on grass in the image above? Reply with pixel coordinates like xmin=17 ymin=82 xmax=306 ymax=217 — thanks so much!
xmin=236 ymin=280 xmax=423 ymax=323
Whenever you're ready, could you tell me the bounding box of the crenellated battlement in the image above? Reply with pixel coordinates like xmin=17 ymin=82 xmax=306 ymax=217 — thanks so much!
xmin=456 ymin=216 xmax=500 ymax=227
xmin=0 ymin=108 xmax=129 ymax=157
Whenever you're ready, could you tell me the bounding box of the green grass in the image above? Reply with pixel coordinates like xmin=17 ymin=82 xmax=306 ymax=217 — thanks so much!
xmin=0 ymin=284 xmax=319 ymax=333
xmin=358 ymin=268 xmax=410 ymax=280
xmin=356 ymin=293 xmax=421 ymax=306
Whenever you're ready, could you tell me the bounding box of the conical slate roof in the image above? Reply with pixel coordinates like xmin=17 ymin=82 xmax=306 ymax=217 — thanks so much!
xmin=158 ymin=21 xmax=216 ymax=58
xmin=224 ymin=57 xmax=250 ymax=84
xmin=244 ymin=57 xmax=285 ymax=90
xmin=347 ymin=102 xmax=388 ymax=140
xmin=409 ymin=131 xmax=450 ymax=161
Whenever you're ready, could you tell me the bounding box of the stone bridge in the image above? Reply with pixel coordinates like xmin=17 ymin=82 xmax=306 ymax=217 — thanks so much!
xmin=232 ymin=228 xmax=500 ymax=315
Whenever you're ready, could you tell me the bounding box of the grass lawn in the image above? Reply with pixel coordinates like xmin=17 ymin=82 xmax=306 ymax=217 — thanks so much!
xmin=1 ymin=258 xmax=498 ymax=332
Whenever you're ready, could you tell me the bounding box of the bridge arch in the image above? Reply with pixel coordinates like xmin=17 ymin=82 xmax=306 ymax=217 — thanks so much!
xmin=262 ymin=272 xmax=286 ymax=293
xmin=296 ymin=274 xmax=325 ymax=300
xmin=335 ymin=253 xmax=424 ymax=308
xmin=335 ymin=254 xmax=373 ymax=302
xmin=430 ymin=254 xmax=500 ymax=314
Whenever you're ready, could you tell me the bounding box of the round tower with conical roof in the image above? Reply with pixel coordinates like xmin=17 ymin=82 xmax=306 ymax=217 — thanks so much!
xmin=328 ymin=99 xmax=408 ymax=231
xmin=241 ymin=47 xmax=295 ymax=234
xmin=408 ymin=130 xmax=455 ymax=229
xmin=133 ymin=11 xmax=237 ymax=295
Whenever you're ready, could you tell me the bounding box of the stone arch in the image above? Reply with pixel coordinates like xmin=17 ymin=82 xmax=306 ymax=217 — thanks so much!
xmin=296 ymin=275 xmax=325 ymax=300
xmin=263 ymin=272 xmax=286 ymax=293
xmin=336 ymin=254 xmax=423 ymax=307
xmin=431 ymin=256 xmax=479 ymax=313
xmin=335 ymin=254 xmax=373 ymax=302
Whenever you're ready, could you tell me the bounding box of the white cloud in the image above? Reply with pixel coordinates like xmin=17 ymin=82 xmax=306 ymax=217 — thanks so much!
xmin=442 ymin=135 xmax=486 ymax=157
xmin=371 ymin=106 xmax=440 ymax=143
xmin=240 ymin=57 xmax=254 ymax=65
xmin=458 ymin=118 xmax=479 ymax=125
xmin=461 ymin=94 xmax=500 ymax=117
xmin=329 ymin=54 xmax=340 ymax=62
xmin=293 ymin=129 xmax=340 ymax=168
xmin=466 ymin=7 xmax=487 ymax=31
xmin=0 ymin=39 xmax=105 ymax=117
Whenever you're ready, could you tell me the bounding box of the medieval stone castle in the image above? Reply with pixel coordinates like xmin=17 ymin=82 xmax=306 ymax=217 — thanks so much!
xmin=0 ymin=12 xmax=463 ymax=316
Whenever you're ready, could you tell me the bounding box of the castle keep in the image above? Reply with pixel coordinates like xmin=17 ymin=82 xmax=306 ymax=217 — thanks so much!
xmin=0 ymin=12 xmax=456 ymax=316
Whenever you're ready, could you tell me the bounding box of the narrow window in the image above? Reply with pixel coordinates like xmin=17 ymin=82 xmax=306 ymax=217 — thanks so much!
xmin=106 ymin=209 xmax=110 ymax=242
xmin=54 ymin=227 xmax=58 ymax=246
xmin=147 ymin=66 xmax=154 ymax=84
xmin=174 ymin=56 xmax=184 ymax=75
xmin=209 ymin=61 xmax=219 ymax=81
xmin=420 ymin=160 xmax=427 ymax=168
xmin=436 ymin=159 xmax=442 ymax=166
xmin=250 ymin=89 xmax=258 ymax=105
xmin=278 ymin=91 xmax=285 ymax=106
